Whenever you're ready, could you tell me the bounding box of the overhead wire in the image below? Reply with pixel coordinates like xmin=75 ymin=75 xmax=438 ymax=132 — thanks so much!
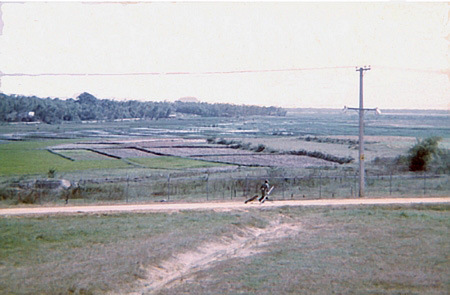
xmin=0 ymin=66 xmax=357 ymax=77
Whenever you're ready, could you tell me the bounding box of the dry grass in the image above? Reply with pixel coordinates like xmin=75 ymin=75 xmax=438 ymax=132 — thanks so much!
xmin=235 ymin=136 xmax=418 ymax=162
xmin=0 ymin=205 xmax=448 ymax=295
xmin=157 ymin=205 xmax=450 ymax=295
xmin=0 ymin=211 xmax=265 ymax=295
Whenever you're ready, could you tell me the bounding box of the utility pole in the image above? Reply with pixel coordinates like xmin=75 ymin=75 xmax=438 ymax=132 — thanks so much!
xmin=344 ymin=66 xmax=379 ymax=198
xmin=357 ymin=66 xmax=370 ymax=197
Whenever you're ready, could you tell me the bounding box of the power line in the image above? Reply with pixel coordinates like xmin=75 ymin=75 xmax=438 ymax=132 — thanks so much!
xmin=2 ymin=65 xmax=446 ymax=77
xmin=0 ymin=66 xmax=356 ymax=77
xmin=372 ymin=65 xmax=448 ymax=75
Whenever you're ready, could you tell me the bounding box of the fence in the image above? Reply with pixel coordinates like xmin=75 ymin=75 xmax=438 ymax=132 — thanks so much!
xmin=63 ymin=172 xmax=450 ymax=204
xmin=2 ymin=171 xmax=449 ymax=205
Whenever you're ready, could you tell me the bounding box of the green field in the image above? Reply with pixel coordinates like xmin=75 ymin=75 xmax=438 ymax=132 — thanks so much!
xmin=0 ymin=140 xmax=131 ymax=175
xmin=0 ymin=140 xmax=225 ymax=176
xmin=130 ymin=156 xmax=227 ymax=169
xmin=1 ymin=204 xmax=448 ymax=294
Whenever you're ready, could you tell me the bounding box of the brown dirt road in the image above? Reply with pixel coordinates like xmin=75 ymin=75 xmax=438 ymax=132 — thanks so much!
xmin=1 ymin=197 xmax=449 ymax=216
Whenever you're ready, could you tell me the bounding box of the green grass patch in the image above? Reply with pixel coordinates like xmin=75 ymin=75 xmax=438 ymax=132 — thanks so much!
xmin=160 ymin=205 xmax=450 ymax=295
xmin=0 ymin=140 xmax=131 ymax=175
xmin=129 ymin=156 xmax=226 ymax=169
xmin=1 ymin=205 xmax=448 ymax=294
xmin=0 ymin=149 xmax=130 ymax=175
xmin=0 ymin=139 xmax=77 ymax=151
xmin=0 ymin=211 xmax=265 ymax=294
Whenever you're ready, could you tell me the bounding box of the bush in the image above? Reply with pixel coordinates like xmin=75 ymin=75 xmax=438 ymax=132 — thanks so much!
xmin=47 ymin=168 xmax=57 ymax=178
xmin=206 ymin=137 xmax=216 ymax=144
xmin=408 ymin=137 xmax=442 ymax=171
xmin=289 ymin=150 xmax=353 ymax=164
xmin=217 ymin=138 xmax=228 ymax=145
xmin=428 ymin=146 xmax=450 ymax=174
xmin=0 ymin=187 xmax=17 ymax=201
xmin=254 ymin=144 xmax=266 ymax=152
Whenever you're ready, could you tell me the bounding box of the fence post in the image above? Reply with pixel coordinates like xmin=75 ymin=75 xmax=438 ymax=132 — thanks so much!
xmin=229 ymin=180 xmax=233 ymax=200
xmin=319 ymin=171 xmax=322 ymax=198
xmin=423 ymin=172 xmax=426 ymax=196
xmin=389 ymin=172 xmax=392 ymax=195
xmin=230 ymin=182 xmax=233 ymax=199
xmin=167 ymin=174 xmax=171 ymax=201
xmin=126 ymin=173 xmax=129 ymax=203
xmin=244 ymin=174 xmax=249 ymax=196
xmin=80 ymin=179 xmax=84 ymax=203
xmin=206 ymin=173 xmax=209 ymax=201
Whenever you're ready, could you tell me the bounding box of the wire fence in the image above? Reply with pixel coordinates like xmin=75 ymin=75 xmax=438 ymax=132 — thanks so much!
xmin=5 ymin=171 xmax=445 ymax=205
xmin=2 ymin=170 xmax=449 ymax=205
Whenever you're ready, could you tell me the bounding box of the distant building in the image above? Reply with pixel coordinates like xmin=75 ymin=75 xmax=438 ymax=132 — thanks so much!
xmin=177 ymin=97 xmax=200 ymax=103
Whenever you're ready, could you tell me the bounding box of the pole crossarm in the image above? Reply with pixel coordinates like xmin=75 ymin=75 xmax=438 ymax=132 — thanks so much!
xmin=356 ymin=66 xmax=371 ymax=72
xmin=344 ymin=106 xmax=381 ymax=114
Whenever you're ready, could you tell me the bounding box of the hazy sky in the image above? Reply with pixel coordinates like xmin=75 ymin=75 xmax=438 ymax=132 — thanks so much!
xmin=0 ymin=1 xmax=449 ymax=110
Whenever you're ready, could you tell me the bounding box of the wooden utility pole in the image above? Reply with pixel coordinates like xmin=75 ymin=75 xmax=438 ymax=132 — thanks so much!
xmin=356 ymin=66 xmax=371 ymax=197
xmin=345 ymin=67 xmax=377 ymax=198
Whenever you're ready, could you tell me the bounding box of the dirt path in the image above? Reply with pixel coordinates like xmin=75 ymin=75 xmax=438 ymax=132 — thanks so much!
xmin=0 ymin=197 xmax=450 ymax=216
xmin=0 ymin=197 xmax=448 ymax=216
xmin=126 ymin=220 xmax=301 ymax=295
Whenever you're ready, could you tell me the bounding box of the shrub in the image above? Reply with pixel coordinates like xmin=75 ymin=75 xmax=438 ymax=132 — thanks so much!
xmin=433 ymin=148 xmax=450 ymax=174
xmin=217 ymin=138 xmax=228 ymax=145
xmin=0 ymin=187 xmax=17 ymax=201
xmin=254 ymin=144 xmax=266 ymax=152
xmin=19 ymin=191 xmax=40 ymax=204
xmin=289 ymin=150 xmax=353 ymax=164
xmin=48 ymin=168 xmax=57 ymax=178
xmin=408 ymin=136 xmax=441 ymax=171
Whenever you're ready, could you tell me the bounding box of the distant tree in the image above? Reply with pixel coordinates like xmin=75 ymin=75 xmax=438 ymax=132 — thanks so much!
xmin=76 ymin=92 xmax=98 ymax=104
xmin=0 ymin=93 xmax=286 ymax=124
xmin=408 ymin=136 xmax=442 ymax=171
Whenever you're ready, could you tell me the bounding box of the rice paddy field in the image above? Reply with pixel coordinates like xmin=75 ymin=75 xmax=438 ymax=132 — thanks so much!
xmin=1 ymin=109 xmax=448 ymax=174
xmin=0 ymin=109 xmax=449 ymax=205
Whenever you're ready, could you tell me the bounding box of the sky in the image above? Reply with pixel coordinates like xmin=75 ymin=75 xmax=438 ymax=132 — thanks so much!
xmin=0 ymin=1 xmax=449 ymax=110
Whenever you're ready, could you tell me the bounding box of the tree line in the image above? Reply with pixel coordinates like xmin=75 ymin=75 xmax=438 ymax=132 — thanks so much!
xmin=0 ymin=92 xmax=286 ymax=124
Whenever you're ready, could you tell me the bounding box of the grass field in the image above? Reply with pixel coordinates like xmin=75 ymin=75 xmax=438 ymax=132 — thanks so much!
xmin=0 ymin=140 xmax=226 ymax=176
xmin=0 ymin=141 xmax=132 ymax=175
xmin=0 ymin=204 xmax=448 ymax=295
xmin=130 ymin=156 xmax=228 ymax=169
